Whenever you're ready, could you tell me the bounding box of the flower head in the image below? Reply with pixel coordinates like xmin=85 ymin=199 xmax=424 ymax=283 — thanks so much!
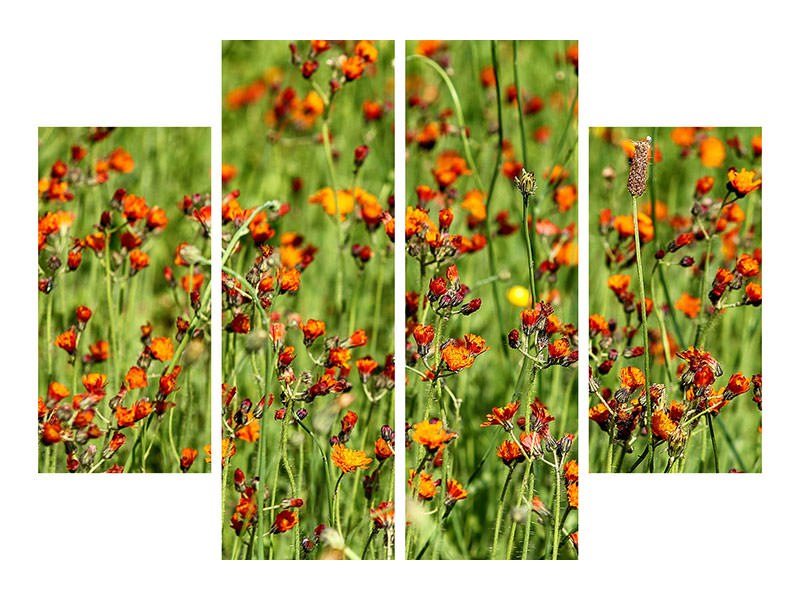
xmin=331 ymin=443 xmax=372 ymax=474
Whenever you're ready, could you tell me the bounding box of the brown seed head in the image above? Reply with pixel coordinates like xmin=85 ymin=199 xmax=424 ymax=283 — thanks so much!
xmin=626 ymin=136 xmax=651 ymax=198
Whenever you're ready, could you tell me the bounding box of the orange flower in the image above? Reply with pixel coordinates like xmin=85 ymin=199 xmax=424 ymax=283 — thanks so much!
xmin=374 ymin=438 xmax=393 ymax=461
xmin=480 ymin=402 xmax=520 ymax=429
xmin=181 ymin=273 xmax=204 ymax=293
xmin=279 ymin=268 xmax=301 ymax=293
xmin=563 ymin=459 xmax=579 ymax=484
xmin=496 ymin=440 xmax=523 ymax=466
xmin=695 ymin=176 xmax=715 ymax=196
xmin=651 ymin=410 xmax=677 ymax=441
xmin=619 ymin=366 xmax=645 ymax=390
xmin=180 ymin=448 xmax=198 ymax=472
xmin=310 ymin=40 xmax=330 ymax=53
xmin=149 ymin=337 xmax=174 ymax=362
xmin=588 ymin=402 xmax=611 ymax=424
xmin=129 ymin=248 xmax=150 ymax=272
xmin=440 ymin=344 xmax=472 ymax=371
xmin=308 ymin=187 xmax=355 ymax=220
xmin=370 ymin=501 xmax=395 ymax=529
xmin=342 ymin=55 xmax=365 ymax=81
xmin=272 ymin=510 xmax=299 ymax=533
xmin=567 ymin=483 xmax=579 ymax=509
xmin=675 ymin=293 xmax=701 ymax=318
xmin=109 ymin=148 xmax=135 ymax=173
xmin=347 ymin=329 xmax=368 ymax=348
xmin=125 ymin=366 xmax=148 ymax=389
xmin=55 ymin=330 xmax=77 ymax=354
xmin=735 ymin=254 xmax=760 ymax=278
xmin=726 ymin=167 xmax=762 ymax=197
xmin=408 ymin=469 xmax=438 ymax=499
xmin=48 ymin=381 xmax=70 ymax=401
xmin=699 ymin=137 xmax=725 ymax=167
xmin=412 ymin=419 xmax=457 ymax=451
xmin=328 ymin=347 xmax=351 ymax=369
xmin=432 ymin=150 xmax=471 ymax=189
xmin=444 ymin=479 xmax=468 ymax=506
xmin=461 ymin=190 xmax=487 ymax=221
xmin=354 ymin=40 xmax=378 ymax=63
xmin=613 ymin=213 xmax=653 ymax=241
xmin=301 ymin=319 xmax=326 ymax=343
xmin=331 ymin=443 xmax=372 ymax=473
xmin=607 ymin=274 xmax=631 ymax=295
xmin=236 ymin=414 xmax=260 ymax=443
xmin=554 ymin=184 xmax=577 ymax=212
xmin=221 ymin=163 xmax=237 ymax=184
xmin=82 ymin=373 xmax=107 ymax=395
xmin=670 ymin=127 xmax=696 ymax=147
xmin=744 ymin=282 xmax=762 ymax=305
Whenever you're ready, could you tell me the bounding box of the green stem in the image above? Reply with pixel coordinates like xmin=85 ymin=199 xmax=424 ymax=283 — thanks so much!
xmin=631 ymin=196 xmax=653 ymax=472
xmin=491 ymin=466 xmax=514 ymax=559
xmin=550 ymin=456 xmax=562 ymax=560
xmin=103 ymin=242 xmax=120 ymax=387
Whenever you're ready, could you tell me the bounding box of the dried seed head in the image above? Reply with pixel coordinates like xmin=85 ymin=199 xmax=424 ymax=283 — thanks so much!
xmin=626 ymin=136 xmax=651 ymax=198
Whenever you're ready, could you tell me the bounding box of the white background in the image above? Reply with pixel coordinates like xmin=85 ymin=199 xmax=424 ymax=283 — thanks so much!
xmin=2 ymin=1 xmax=797 ymax=597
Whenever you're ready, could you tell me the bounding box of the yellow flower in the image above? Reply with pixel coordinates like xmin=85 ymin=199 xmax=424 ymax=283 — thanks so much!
xmin=506 ymin=285 xmax=530 ymax=308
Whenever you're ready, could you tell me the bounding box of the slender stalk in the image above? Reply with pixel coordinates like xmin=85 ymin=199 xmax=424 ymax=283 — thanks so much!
xmin=550 ymin=456 xmax=562 ymax=560
xmin=631 ymin=197 xmax=653 ymax=472
xmin=102 ymin=240 xmax=120 ymax=387
xmin=491 ymin=466 xmax=514 ymax=559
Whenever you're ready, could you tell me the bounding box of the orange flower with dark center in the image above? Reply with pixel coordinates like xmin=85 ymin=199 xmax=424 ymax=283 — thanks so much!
xmin=123 ymin=194 xmax=149 ymax=223
xmin=496 ymin=440 xmax=523 ymax=466
xmin=727 ymin=167 xmax=762 ymax=197
xmin=619 ymin=366 xmax=645 ymax=390
xmin=588 ymin=402 xmax=611 ymax=423
xmin=412 ymin=419 xmax=457 ymax=451
xmin=675 ymin=293 xmax=701 ymax=318
xmin=444 ymin=479 xmax=468 ymax=506
xmin=55 ymin=330 xmax=77 ymax=354
xmin=354 ymin=40 xmax=378 ymax=63
xmin=480 ymin=402 xmax=520 ymax=429
xmin=149 ymin=337 xmax=174 ymax=362
xmin=744 ymin=282 xmax=762 ymax=305
xmin=331 ymin=444 xmax=372 ymax=473
xmin=342 ymin=55 xmax=365 ymax=80
xmin=548 ymin=338 xmax=570 ymax=360
xmin=129 ymin=249 xmax=150 ymax=272
xmin=180 ymin=447 xmax=198 ymax=472
xmin=272 ymin=510 xmax=299 ymax=533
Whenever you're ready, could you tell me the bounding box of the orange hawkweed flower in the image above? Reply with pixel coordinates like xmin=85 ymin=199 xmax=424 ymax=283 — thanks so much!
xmin=125 ymin=366 xmax=148 ymax=389
xmin=444 ymin=479 xmax=468 ymax=507
xmin=370 ymin=501 xmax=394 ymax=529
xmin=301 ymin=318 xmax=326 ymax=343
xmin=122 ymin=194 xmax=148 ymax=225
xmin=567 ymin=483 xmax=579 ymax=509
xmin=180 ymin=448 xmax=198 ymax=472
xmin=129 ymin=248 xmax=150 ymax=272
xmin=149 ymin=337 xmax=174 ymax=362
xmin=48 ymin=381 xmax=70 ymax=401
xmin=55 ymin=330 xmax=77 ymax=354
xmin=441 ymin=344 xmax=474 ymax=371
xmin=725 ymin=372 xmax=750 ymax=399
xmin=375 ymin=437 xmax=394 ymax=461
xmin=695 ymin=176 xmax=715 ymax=196
xmin=675 ymin=293 xmax=701 ymax=318
xmin=272 ymin=510 xmax=299 ymax=533
xmin=279 ymin=267 xmax=301 ymax=293
xmin=347 ymin=329 xmax=368 ymax=348
xmin=554 ymin=184 xmax=577 ymax=212
xmin=109 ymin=148 xmax=135 ymax=173
xmin=727 ymin=167 xmax=762 ymax=197
xmin=82 ymin=373 xmax=107 ymax=395
xmin=354 ymin=40 xmax=378 ymax=63
xmin=76 ymin=305 xmax=92 ymax=323
xmin=181 ymin=273 xmax=204 ymax=293
xmin=651 ymin=410 xmax=677 ymax=441
xmin=607 ymin=274 xmax=631 ymax=296
xmin=412 ymin=419 xmax=457 ymax=451
xmin=619 ymin=366 xmax=645 ymax=390
xmin=744 ymin=282 xmax=762 ymax=305
xmin=461 ymin=190 xmax=487 ymax=221
xmin=480 ymin=402 xmax=520 ymax=430
xmin=309 ymin=187 xmax=355 ymax=220
xmin=342 ymin=55 xmax=365 ymax=81
xmin=735 ymin=254 xmax=760 ymax=278
xmin=496 ymin=440 xmax=523 ymax=466
xmin=331 ymin=444 xmax=372 ymax=473
xmin=408 ymin=469 xmax=439 ymax=499
xmin=699 ymin=137 xmax=725 ymax=167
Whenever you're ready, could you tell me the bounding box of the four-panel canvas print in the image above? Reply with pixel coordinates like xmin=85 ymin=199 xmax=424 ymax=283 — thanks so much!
xmin=35 ymin=41 xmax=762 ymax=561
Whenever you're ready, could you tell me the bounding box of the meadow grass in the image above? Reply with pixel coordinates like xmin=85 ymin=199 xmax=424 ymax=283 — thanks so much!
xmin=220 ymin=40 xmax=395 ymax=560
xmin=37 ymin=126 xmax=211 ymax=474
xmin=588 ymin=126 xmax=762 ymax=473
xmin=405 ymin=40 xmax=578 ymax=559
